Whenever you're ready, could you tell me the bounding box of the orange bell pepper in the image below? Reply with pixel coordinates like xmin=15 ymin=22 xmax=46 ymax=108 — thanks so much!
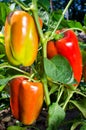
xmin=4 ymin=10 xmax=41 ymax=66
xmin=9 ymin=77 xmax=44 ymax=125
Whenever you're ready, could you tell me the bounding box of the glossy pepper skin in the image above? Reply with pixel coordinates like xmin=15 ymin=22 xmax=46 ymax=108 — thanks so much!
xmin=47 ymin=30 xmax=82 ymax=84
xmin=4 ymin=10 xmax=39 ymax=66
xmin=9 ymin=77 xmax=44 ymax=125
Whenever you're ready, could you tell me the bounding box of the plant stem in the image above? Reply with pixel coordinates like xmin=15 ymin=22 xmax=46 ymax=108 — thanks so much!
xmin=0 ymin=63 xmax=30 ymax=76
xmin=13 ymin=0 xmax=31 ymax=11
xmin=9 ymin=74 xmax=38 ymax=82
xmin=61 ymin=28 xmax=84 ymax=34
xmin=57 ymin=85 xmax=64 ymax=103
xmin=42 ymin=41 xmax=50 ymax=106
xmin=43 ymin=41 xmax=47 ymax=58
xmin=42 ymin=74 xmax=51 ymax=106
xmin=62 ymin=90 xmax=74 ymax=110
xmin=31 ymin=0 xmax=44 ymax=43
xmin=31 ymin=0 xmax=50 ymax=106
xmin=50 ymin=0 xmax=73 ymax=39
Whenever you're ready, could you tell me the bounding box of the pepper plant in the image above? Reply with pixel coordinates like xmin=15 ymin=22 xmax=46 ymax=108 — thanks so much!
xmin=0 ymin=0 xmax=86 ymax=130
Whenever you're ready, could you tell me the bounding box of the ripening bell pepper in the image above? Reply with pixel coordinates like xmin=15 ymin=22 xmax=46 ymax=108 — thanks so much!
xmin=9 ymin=77 xmax=44 ymax=125
xmin=47 ymin=30 xmax=82 ymax=85
xmin=4 ymin=10 xmax=42 ymax=66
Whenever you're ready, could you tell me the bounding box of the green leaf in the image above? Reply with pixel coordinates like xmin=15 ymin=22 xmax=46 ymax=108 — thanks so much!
xmin=38 ymin=0 xmax=50 ymax=11
xmin=52 ymin=10 xmax=63 ymax=21
xmin=47 ymin=10 xmax=66 ymax=30
xmin=84 ymin=14 xmax=86 ymax=26
xmin=83 ymin=26 xmax=86 ymax=33
xmin=0 ymin=54 xmax=5 ymax=58
xmin=0 ymin=42 xmax=5 ymax=54
xmin=70 ymin=98 xmax=86 ymax=118
xmin=81 ymin=50 xmax=86 ymax=65
xmin=7 ymin=126 xmax=26 ymax=130
xmin=0 ymin=85 xmax=5 ymax=91
xmin=80 ymin=124 xmax=86 ymax=130
xmin=0 ymin=33 xmax=4 ymax=44
xmin=49 ymin=85 xmax=58 ymax=95
xmin=0 ymin=77 xmax=11 ymax=86
xmin=44 ymin=55 xmax=75 ymax=84
xmin=67 ymin=20 xmax=83 ymax=30
xmin=47 ymin=102 xmax=65 ymax=130
xmin=0 ymin=2 xmax=10 ymax=25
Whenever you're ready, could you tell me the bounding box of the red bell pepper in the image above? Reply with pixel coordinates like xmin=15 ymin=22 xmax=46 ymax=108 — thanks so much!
xmin=47 ymin=30 xmax=82 ymax=85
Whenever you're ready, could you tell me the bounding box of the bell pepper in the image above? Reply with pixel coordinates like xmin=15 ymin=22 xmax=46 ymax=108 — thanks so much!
xmin=9 ymin=77 xmax=44 ymax=125
xmin=47 ymin=30 xmax=82 ymax=85
xmin=4 ymin=10 xmax=42 ymax=66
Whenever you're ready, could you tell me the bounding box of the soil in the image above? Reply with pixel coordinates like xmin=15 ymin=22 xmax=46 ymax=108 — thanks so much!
xmin=0 ymin=107 xmax=47 ymax=130
xmin=0 ymin=106 xmax=81 ymax=130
